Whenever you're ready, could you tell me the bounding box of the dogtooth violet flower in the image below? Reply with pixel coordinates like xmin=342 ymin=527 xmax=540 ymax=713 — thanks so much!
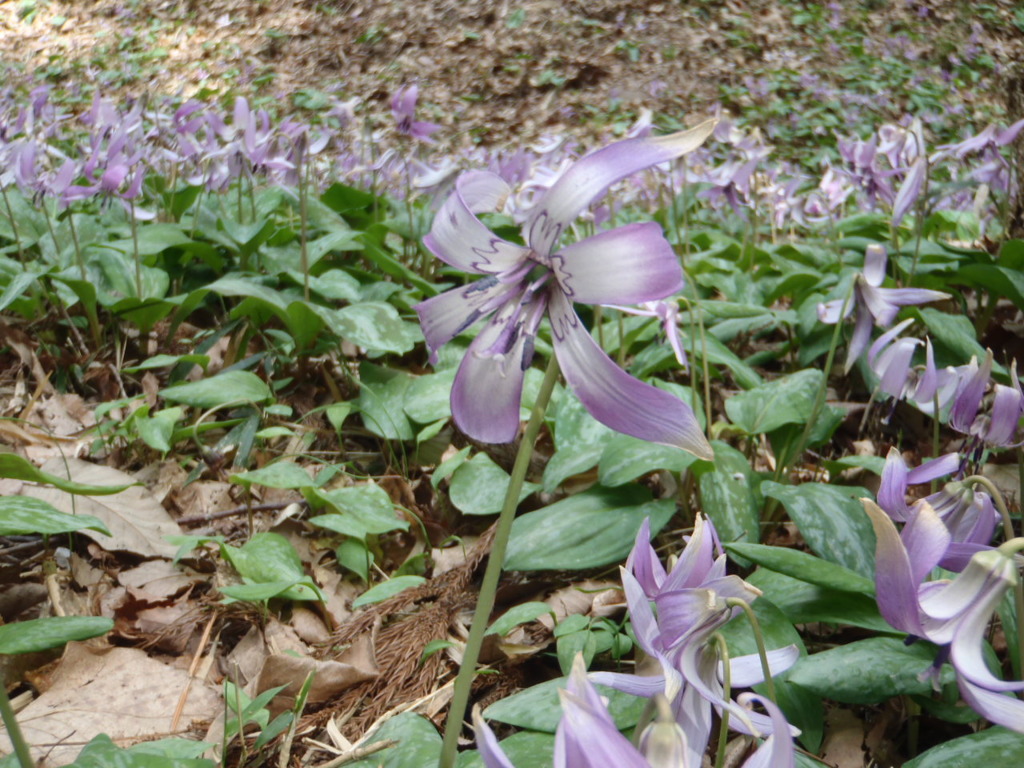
xmin=863 ymin=499 xmax=1024 ymax=730
xmin=415 ymin=122 xmax=717 ymax=456
xmin=877 ymin=448 xmax=998 ymax=570
xmin=817 ymin=243 xmax=949 ymax=372
xmin=591 ymin=518 xmax=799 ymax=767
xmin=473 ymin=655 xmax=796 ymax=768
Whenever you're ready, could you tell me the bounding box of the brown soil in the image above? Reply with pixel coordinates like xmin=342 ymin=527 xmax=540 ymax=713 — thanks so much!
xmin=2 ymin=1 xmax=1022 ymax=147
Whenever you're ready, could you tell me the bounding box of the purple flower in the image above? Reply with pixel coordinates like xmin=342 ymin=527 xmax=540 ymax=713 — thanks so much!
xmin=415 ymin=125 xmax=717 ymax=456
xmin=864 ymin=499 xmax=1024 ymax=730
xmin=590 ymin=518 xmax=799 ymax=765
xmin=817 ymin=244 xmax=949 ymax=372
xmin=391 ymin=85 xmax=441 ymax=143
xmin=473 ymin=656 xmax=797 ymax=768
xmin=877 ymin=448 xmax=997 ymax=569
xmin=950 ymin=353 xmax=1024 ymax=448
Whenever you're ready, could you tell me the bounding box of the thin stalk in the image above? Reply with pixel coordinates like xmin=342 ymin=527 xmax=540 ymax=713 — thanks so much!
xmin=712 ymin=632 xmax=732 ymax=768
xmin=438 ymin=355 xmax=561 ymax=768
xmin=66 ymin=211 xmax=87 ymax=282
xmin=0 ymin=184 xmax=25 ymax=261
xmin=963 ymin=473 xmax=1024 ymax=681
xmin=298 ymin=156 xmax=311 ymax=302
xmin=0 ymin=683 xmax=34 ymax=768
xmin=777 ymin=284 xmax=853 ymax=483
xmin=726 ymin=598 xmax=777 ymax=703
xmin=129 ymin=201 xmax=142 ymax=299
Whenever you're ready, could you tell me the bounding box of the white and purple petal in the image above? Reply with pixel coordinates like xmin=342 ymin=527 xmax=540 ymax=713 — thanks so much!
xmin=526 ymin=121 xmax=716 ymax=256
xmin=548 ymin=291 xmax=713 ymax=457
xmin=424 ymin=171 xmax=531 ymax=274
xmin=552 ymin=222 xmax=683 ymax=305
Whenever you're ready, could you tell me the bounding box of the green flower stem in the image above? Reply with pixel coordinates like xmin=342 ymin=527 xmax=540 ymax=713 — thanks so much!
xmin=0 ymin=683 xmax=34 ymax=768
xmin=726 ymin=598 xmax=777 ymax=704
xmin=438 ymin=354 xmax=561 ymax=768
xmin=712 ymin=632 xmax=732 ymax=768
xmin=767 ymin=282 xmax=852 ymax=520
xmin=962 ymin=474 xmax=1024 ymax=680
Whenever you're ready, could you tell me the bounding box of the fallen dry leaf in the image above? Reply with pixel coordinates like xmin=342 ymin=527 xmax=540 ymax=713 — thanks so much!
xmin=21 ymin=458 xmax=183 ymax=559
xmin=0 ymin=642 xmax=221 ymax=765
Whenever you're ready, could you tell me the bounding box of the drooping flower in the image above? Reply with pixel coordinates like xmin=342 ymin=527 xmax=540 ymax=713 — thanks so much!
xmin=863 ymin=499 xmax=1024 ymax=730
xmin=390 ymin=85 xmax=441 ymax=143
xmin=473 ymin=656 xmax=797 ymax=768
xmin=876 ymin=448 xmax=997 ymax=569
xmin=949 ymin=352 xmax=1024 ymax=450
xmin=415 ymin=123 xmax=717 ymax=456
xmin=590 ymin=517 xmax=799 ymax=766
xmin=817 ymin=244 xmax=949 ymax=372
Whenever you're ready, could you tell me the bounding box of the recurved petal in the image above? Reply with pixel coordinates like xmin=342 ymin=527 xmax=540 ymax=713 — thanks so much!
xmin=957 ymin=674 xmax=1024 ymax=732
xmin=552 ymin=222 xmax=682 ymax=304
xmin=414 ymin=276 xmax=516 ymax=359
xmin=424 ymin=170 xmax=531 ymax=274
xmin=450 ymin=319 xmax=530 ymax=444
xmin=817 ymin=298 xmax=852 ymax=324
xmin=877 ymin=448 xmax=913 ymax=521
xmin=661 ymin=514 xmax=716 ymax=592
xmin=549 ymin=291 xmax=713 ymax=457
xmin=526 ymin=120 xmax=716 ymax=256
xmin=844 ymin=309 xmax=874 ymax=373
xmin=863 ymin=244 xmax=889 ymax=286
xmin=727 ymin=646 xmax=800 ymax=688
xmin=738 ymin=693 xmax=798 ymax=768
xmin=862 ymin=498 xmax=929 ymax=637
xmin=473 ymin=707 xmax=518 ymax=768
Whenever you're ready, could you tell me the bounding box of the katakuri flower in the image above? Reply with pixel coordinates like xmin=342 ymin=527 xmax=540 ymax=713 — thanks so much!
xmin=817 ymin=244 xmax=949 ymax=372
xmin=415 ymin=123 xmax=717 ymax=456
xmin=590 ymin=518 xmax=799 ymax=766
xmin=863 ymin=499 xmax=1024 ymax=730
xmin=473 ymin=655 xmax=796 ymax=768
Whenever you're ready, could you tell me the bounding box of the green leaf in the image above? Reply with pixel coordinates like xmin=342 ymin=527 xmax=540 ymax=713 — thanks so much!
xmin=597 ymin=432 xmax=700 ymax=488
xmin=457 ymin=731 xmax=554 ymax=768
xmin=357 ymin=362 xmax=414 ymax=440
xmin=504 ymin=485 xmax=674 ymax=571
xmin=786 ymin=637 xmax=951 ymax=704
xmin=328 ymin=301 xmax=421 ymax=355
xmin=231 ymin=461 xmax=316 ymax=490
xmin=694 ymin=442 xmax=762 ymax=550
xmin=484 ymin=678 xmax=645 ymax=733
xmin=746 ymin=568 xmax=891 ymax=632
xmin=903 ymin=727 xmax=1024 ymax=767
xmin=161 ymin=370 xmax=273 ymax=409
xmin=344 ymin=712 xmax=441 ymax=768
xmin=914 ymin=307 xmax=1005 ymax=375
xmin=306 ymin=483 xmax=408 ymax=537
xmin=0 ymin=454 xmax=130 ymax=495
xmin=219 ymin=580 xmax=302 ymax=603
xmin=403 ymin=369 xmax=455 ymax=424
xmin=0 ymin=496 xmax=111 ymax=536
xmin=543 ymin=392 xmax=615 ymax=491
xmin=0 ymin=616 xmax=113 ymax=655
xmin=725 ymin=543 xmax=875 ymax=594
xmin=449 ymin=452 xmax=540 ymax=515
xmin=487 ymin=602 xmax=557 ymax=636
xmin=62 ymin=733 xmax=215 ymax=768
xmin=352 ymin=575 xmax=427 ymax=608
xmin=761 ymin=482 xmax=876 ymax=579
xmin=725 ymin=369 xmax=823 ymax=434
xmin=221 ymin=533 xmax=324 ymax=602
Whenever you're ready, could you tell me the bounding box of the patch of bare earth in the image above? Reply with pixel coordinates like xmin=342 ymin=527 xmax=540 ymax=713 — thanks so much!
xmin=1 ymin=0 xmax=1022 ymax=148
